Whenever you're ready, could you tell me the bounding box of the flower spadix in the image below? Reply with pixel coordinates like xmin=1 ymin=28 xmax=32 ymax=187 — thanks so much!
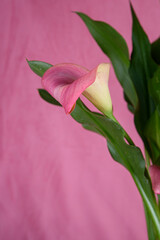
xmin=42 ymin=63 xmax=112 ymax=116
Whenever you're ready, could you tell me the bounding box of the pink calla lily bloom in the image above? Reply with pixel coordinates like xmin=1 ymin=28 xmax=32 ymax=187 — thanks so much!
xmin=149 ymin=165 xmax=160 ymax=194
xmin=42 ymin=63 xmax=112 ymax=116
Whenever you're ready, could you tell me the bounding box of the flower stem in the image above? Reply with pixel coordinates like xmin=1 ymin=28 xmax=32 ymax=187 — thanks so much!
xmin=106 ymin=113 xmax=135 ymax=146
xmin=143 ymin=202 xmax=158 ymax=240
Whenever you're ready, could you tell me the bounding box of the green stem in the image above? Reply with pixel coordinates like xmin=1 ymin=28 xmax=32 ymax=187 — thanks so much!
xmin=143 ymin=202 xmax=158 ymax=240
xmin=106 ymin=113 xmax=135 ymax=145
xmin=158 ymin=195 xmax=160 ymax=211
xmin=132 ymin=174 xmax=160 ymax=238
xmin=144 ymin=150 xmax=158 ymax=239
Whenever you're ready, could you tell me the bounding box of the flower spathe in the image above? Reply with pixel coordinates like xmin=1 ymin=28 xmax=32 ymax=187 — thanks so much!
xmin=149 ymin=165 xmax=160 ymax=194
xmin=42 ymin=63 xmax=112 ymax=116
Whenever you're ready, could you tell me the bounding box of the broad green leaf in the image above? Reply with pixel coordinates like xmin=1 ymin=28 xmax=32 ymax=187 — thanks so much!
xmin=151 ymin=38 xmax=160 ymax=65
xmin=144 ymin=106 xmax=160 ymax=165
xmin=149 ymin=67 xmax=160 ymax=105
xmin=148 ymin=68 xmax=160 ymax=164
xmin=71 ymin=99 xmax=160 ymax=236
xmin=76 ymin=12 xmax=138 ymax=110
xmin=27 ymin=59 xmax=53 ymax=77
xmin=38 ymin=89 xmax=62 ymax=106
xmin=129 ymin=4 xmax=158 ymax=153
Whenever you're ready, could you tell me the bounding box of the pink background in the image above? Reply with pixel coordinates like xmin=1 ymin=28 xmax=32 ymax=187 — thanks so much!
xmin=0 ymin=0 xmax=159 ymax=239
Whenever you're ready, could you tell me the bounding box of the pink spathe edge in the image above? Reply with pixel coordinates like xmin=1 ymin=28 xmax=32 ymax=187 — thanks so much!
xmin=149 ymin=165 xmax=160 ymax=194
xmin=42 ymin=63 xmax=111 ymax=114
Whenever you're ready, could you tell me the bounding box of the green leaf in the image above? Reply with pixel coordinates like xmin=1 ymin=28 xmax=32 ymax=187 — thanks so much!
xmin=129 ymin=4 xmax=158 ymax=154
xmin=27 ymin=59 xmax=53 ymax=77
xmin=123 ymin=92 xmax=135 ymax=113
xmin=151 ymin=38 xmax=160 ymax=65
xmin=144 ymin=106 xmax=160 ymax=165
xmin=38 ymin=89 xmax=61 ymax=106
xmin=71 ymin=98 xmax=160 ymax=236
xmin=149 ymin=67 xmax=160 ymax=105
xmin=147 ymin=67 xmax=160 ymax=164
xmin=76 ymin=12 xmax=138 ymax=110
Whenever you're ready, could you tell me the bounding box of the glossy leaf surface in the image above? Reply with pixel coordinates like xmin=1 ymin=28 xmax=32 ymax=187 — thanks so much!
xmin=27 ymin=60 xmax=53 ymax=77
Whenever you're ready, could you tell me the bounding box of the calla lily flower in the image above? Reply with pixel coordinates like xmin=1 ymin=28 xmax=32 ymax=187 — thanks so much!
xmin=149 ymin=165 xmax=160 ymax=194
xmin=42 ymin=63 xmax=112 ymax=116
